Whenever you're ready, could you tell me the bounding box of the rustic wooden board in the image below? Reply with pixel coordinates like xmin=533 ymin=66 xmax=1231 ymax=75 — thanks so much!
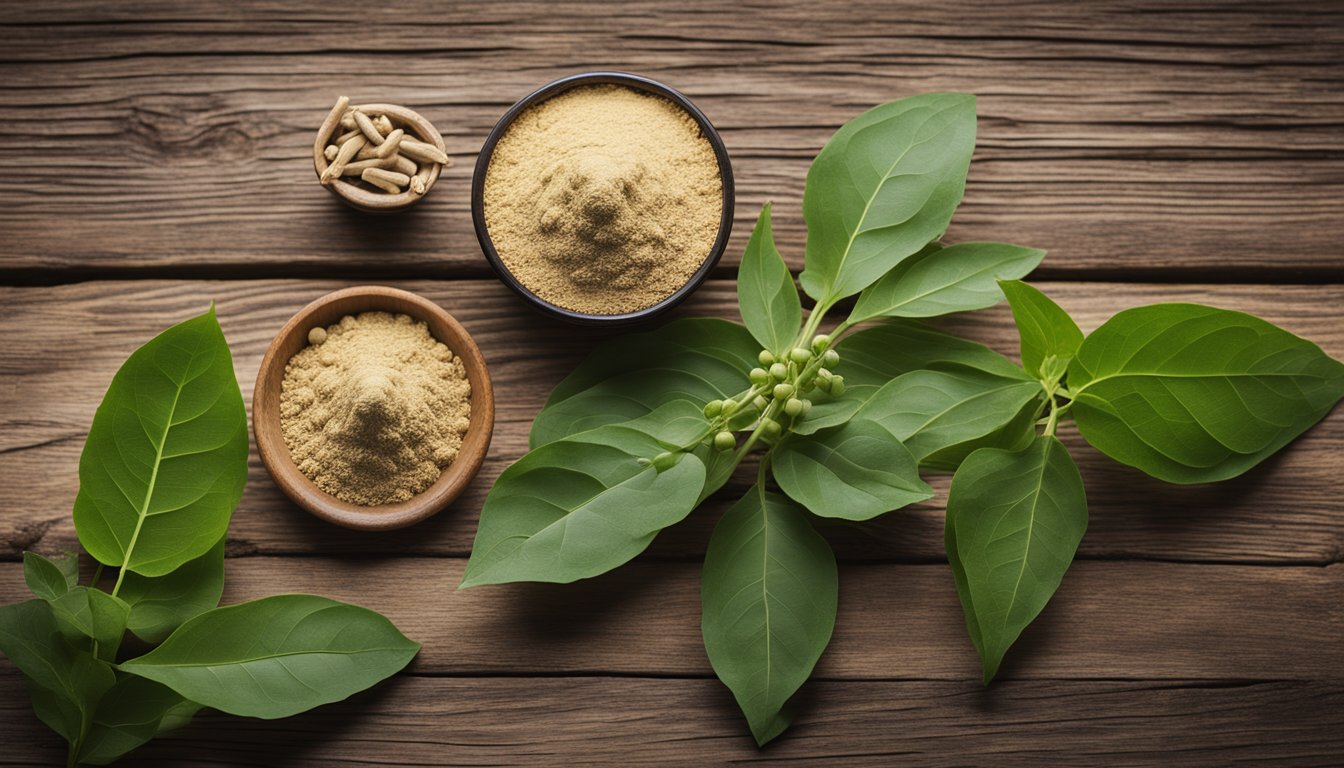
xmin=2 ymin=279 xmax=1340 ymax=564
xmin=1 ymin=1 xmax=1342 ymax=279
xmin=3 ymin=671 xmax=1342 ymax=767
xmin=2 ymin=558 xmax=1337 ymax=681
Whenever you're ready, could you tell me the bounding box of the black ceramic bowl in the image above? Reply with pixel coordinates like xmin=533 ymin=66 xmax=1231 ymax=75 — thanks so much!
xmin=471 ymin=71 xmax=735 ymax=326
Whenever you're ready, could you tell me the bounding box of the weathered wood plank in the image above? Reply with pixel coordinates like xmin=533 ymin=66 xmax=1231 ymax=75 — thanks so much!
xmin=2 ymin=670 xmax=1341 ymax=767
xmin=1 ymin=558 xmax=1339 ymax=681
xmin=0 ymin=1 xmax=1341 ymax=278
xmin=1 ymin=279 xmax=1340 ymax=563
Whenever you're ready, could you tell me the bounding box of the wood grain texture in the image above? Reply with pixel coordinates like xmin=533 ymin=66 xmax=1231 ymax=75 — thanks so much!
xmin=1 ymin=1 xmax=1342 ymax=279
xmin=3 ymin=557 xmax=1338 ymax=681
xmin=1 ymin=279 xmax=1340 ymax=564
xmin=3 ymin=671 xmax=1342 ymax=767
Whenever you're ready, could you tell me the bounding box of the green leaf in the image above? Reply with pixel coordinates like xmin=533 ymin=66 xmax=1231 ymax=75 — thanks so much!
xmin=999 ymin=280 xmax=1083 ymax=381
xmin=117 ymin=537 xmax=226 ymax=644
xmin=118 ymin=595 xmax=420 ymax=720
xmin=946 ymin=436 xmax=1087 ymax=683
xmin=1068 ymin=303 xmax=1344 ymax=484
xmin=855 ymin=368 xmax=1044 ymax=463
xmin=738 ymin=204 xmax=801 ymax=355
xmin=799 ymin=93 xmax=977 ymax=304
xmin=701 ymin=486 xmax=837 ymax=746
xmin=849 ymin=242 xmax=1044 ymax=324
xmin=799 ymin=321 xmax=1032 ymax=436
xmin=50 ymin=587 xmax=130 ymax=662
xmin=531 ymin=318 xmax=759 ymax=448
xmin=23 ymin=551 xmax=78 ymax=601
xmin=0 ymin=599 xmax=116 ymax=743
xmin=463 ymin=402 xmax=709 ymax=588
xmin=920 ymin=396 xmax=1041 ymax=472
xmin=78 ymin=674 xmax=200 ymax=766
xmin=73 ymin=307 xmax=248 ymax=577
xmin=772 ymin=419 xmax=933 ymax=520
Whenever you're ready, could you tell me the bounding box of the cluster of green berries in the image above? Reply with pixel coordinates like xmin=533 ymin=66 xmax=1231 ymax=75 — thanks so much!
xmin=701 ymin=334 xmax=844 ymax=452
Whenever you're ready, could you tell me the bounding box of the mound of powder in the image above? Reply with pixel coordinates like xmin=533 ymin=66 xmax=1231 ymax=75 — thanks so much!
xmin=280 ymin=311 xmax=472 ymax=506
xmin=483 ymin=84 xmax=723 ymax=315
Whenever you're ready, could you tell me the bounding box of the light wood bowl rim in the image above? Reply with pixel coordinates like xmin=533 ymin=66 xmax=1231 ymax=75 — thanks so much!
xmin=312 ymin=102 xmax=446 ymax=213
xmin=252 ymin=286 xmax=494 ymax=530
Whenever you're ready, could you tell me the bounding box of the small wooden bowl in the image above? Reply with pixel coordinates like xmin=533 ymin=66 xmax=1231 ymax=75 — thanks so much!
xmin=253 ymin=286 xmax=494 ymax=530
xmin=313 ymin=102 xmax=447 ymax=213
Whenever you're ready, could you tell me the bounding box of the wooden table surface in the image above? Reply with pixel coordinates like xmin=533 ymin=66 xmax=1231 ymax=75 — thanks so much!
xmin=2 ymin=2 xmax=1342 ymax=765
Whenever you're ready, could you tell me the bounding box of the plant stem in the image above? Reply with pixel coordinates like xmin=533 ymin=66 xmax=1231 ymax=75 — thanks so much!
xmin=89 ymin=562 xmax=104 ymax=590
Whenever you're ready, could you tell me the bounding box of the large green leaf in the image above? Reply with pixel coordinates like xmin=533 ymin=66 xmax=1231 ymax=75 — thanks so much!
xmin=738 ymin=204 xmax=801 ymax=356
xmin=119 ymin=595 xmax=420 ymax=720
xmin=463 ymin=402 xmax=709 ymax=588
xmin=78 ymin=674 xmax=200 ymax=766
xmin=849 ymin=242 xmax=1044 ymax=324
xmin=799 ymin=321 xmax=1032 ymax=435
xmin=72 ymin=308 xmax=248 ymax=577
xmin=531 ymin=318 xmax=759 ymax=448
xmin=117 ymin=537 xmax=226 ymax=644
xmin=799 ymin=93 xmax=976 ymax=304
xmin=1068 ymin=303 xmax=1344 ymax=483
xmin=0 ymin=599 xmax=115 ymax=743
xmin=702 ymin=486 xmax=837 ymax=746
xmin=999 ymin=280 xmax=1083 ymax=381
xmin=23 ymin=551 xmax=79 ymax=602
xmin=772 ymin=419 xmax=932 ymax=520
xmin=855 ymin=369 xmax=1043 ymax=463
xmin=946 ymin=436 xmax=1087 ymax=683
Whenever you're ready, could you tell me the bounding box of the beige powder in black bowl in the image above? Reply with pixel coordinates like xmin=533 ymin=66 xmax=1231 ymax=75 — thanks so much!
xmin=483 ymin=84 xmax=723 ymax=315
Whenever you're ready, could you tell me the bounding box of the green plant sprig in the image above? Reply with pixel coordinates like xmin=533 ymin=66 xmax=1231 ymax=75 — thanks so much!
xmin=0 ymin=309 xmax=421 ymax=767
xmin=459 ymin=92 xmax=1344 ymax=746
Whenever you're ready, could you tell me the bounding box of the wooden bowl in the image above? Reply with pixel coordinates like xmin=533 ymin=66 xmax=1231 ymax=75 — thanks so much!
xmin=313 ymin=102 xmax=447 ymax=213
xmin=253 ymin=286 xmax=494 ymax=530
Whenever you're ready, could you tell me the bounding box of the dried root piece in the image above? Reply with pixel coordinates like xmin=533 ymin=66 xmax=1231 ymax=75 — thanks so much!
xmin=374 ymin=114 xmax=394 ymax=136
xmin=341 ymin=156 xmax=400 ymax=175
xmin=354 ymin=111 xmax=385 ymax=145
xmin=398 ymin=138 xmax=450 ymax=166
xmin=375 ymin=129 xmax=405 ymax=159
xmin=321 ymin=134 xmax=367 ymax=185
xmin=323 ymin=144 xmax=339 ymax=161
xmin=392 ymin=154 xmax=418 ymax=177
xmin=322 ymin=96 xmax=350 ymax=134
xmin=362 ymin=167 xmax=410 ymax=193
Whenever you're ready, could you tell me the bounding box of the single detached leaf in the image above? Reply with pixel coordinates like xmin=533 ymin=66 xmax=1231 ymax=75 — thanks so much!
xmin=946 ymin=436 xmax=1087 ymax=683
xmin=772 ymin=419 xmax=933 ymax=520
xmin=1068 ymin=303 xmax=1344 ymax=483
xmin=78 ymin=674 xmax=200 ymax=766
xmin=119 ymin=595 xmax=420 ymax=720
xmin=531 ymin=318 xmax=759 ymax=448
xmin=23 ymin=551 xmax=78 ymax=602
xmin=73 ymin=307 xmax=248 ymax=577
xmin=0 ymin=599 xmax=116 ymax=742
xmin=849 ymin=242 xmax=1044 ymax=324
xmin=738 ymin=204 xmax=801 ymax=355
xmin=463 ymin=402 xmax=709 ymax=588
xmin=999 ymin=280 xmax=1083 ymax=381
xmin=117 ymin=536 xmax=226 ymax=644
xmin=800 ymin=321 xmax=1032 ymax=435
xmin=855 ymin=368 xmax=1043 ymax=463
xmin=50 ymin=587 xmax=130 ymax=661
xmin=702 ymin=486 xmax=837 ymax=746
xmin=800 ymin=93 xmax=976 ymax=304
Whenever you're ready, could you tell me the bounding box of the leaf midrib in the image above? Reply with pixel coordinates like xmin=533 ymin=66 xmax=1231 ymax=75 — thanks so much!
xmin=1073 ymin=369 xmax=1333 ymax=398
xmin=125 ymin=646 xmax=408 ymax=669
xmin=114 ymin=375 xmax=187 ymax=583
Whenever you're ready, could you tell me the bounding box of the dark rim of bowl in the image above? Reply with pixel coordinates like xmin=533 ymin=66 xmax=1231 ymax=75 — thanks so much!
xmin=471 ymin=71 xmax=735 ymax=326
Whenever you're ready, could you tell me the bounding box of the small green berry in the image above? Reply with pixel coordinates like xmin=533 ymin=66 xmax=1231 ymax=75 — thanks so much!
xmin=822 ymin=349 xmax=840 ymax=368
xmin=830 ymin=375 xmax=846 ymax=396
xmin=761 ymin=418 xmax=782 ymax=437
xmin=758 ymin=350 xmax=775 ymax=366
xmin=802 ymin=399 xmax=812 ymax=414
xmin=749 ymin=367 xmax=770 ymax=386
xmin=703 ymin=400 xmax=723 ymax=418
xmin=753 ymin=395 xmax=769 ymax=410
xmin=651 ymin=451 xmax=677 ymax=471
xmin=789 ymin=347 xmax=812 ymax=365
xmin=784 ymin=397 xmax=804 ymax=417
xmin=773 ymin=383 xmax=795 ymax=400
xmin=769 ymin=362 xmax=788 ymax=381
xmin=714 ymin=431 xmax=736 ymax=451
xmin=811 ymin=334 xmax=831 ymax=354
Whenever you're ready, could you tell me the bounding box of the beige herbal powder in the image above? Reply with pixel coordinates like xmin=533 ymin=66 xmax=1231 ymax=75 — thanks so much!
xmin=483 ymin=84 xmax=723 ymax=315
xmin=280 ymin=311 xmax=471 ymax=506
